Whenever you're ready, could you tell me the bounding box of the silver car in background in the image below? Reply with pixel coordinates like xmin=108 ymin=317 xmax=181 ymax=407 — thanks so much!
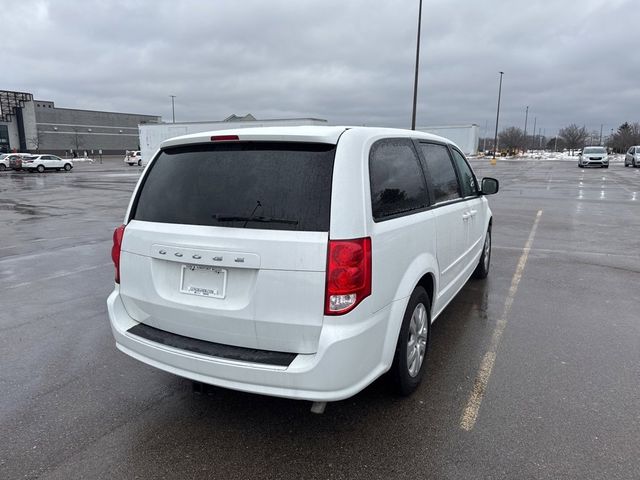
xmin=624 ymin=146 xmax=640 ymax=167
xmin=578 ymin=146 xmax=608 ymax=168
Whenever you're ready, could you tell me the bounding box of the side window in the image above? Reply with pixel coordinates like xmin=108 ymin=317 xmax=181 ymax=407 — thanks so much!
xmin=369 ymin=138 xmax=430 ymax=220
xmin=419 ymin=143 xmax=461 ymax=203
xmin=450 ymin=149 xmax=478 ymax=197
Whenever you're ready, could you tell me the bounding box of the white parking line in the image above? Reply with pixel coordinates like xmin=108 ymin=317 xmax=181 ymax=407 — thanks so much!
xmin=6 ymin=263 xmax=112 ymax=289
xmin=460 ymin=209 xmax=543 ymax=431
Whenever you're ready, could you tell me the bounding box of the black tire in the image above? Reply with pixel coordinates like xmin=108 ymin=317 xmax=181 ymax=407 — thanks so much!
xmin=473 ymin=228 xmax=491 ymax=279
xmin=0 ymin=164 xmax=6 ymax=171
xmin=64 ymin=163 xmax=72 ymax=171
xmin=36 ymin=165 xmax=45 ymax=173
xmin=137 ymin=159 xmax=142 ymax=166
xmin=391 ymin=286 xmax=431 ymax=396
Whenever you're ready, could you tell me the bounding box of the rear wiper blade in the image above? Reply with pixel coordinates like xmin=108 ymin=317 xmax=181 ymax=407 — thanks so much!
xmin=213 ymin=215 xmax=298 ymax=225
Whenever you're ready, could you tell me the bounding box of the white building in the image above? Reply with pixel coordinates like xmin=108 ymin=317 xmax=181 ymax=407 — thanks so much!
xmin=418 ymin=125 xmax=479 ymax=155
xmin=138 ymin=115 xmax=328 ymax=164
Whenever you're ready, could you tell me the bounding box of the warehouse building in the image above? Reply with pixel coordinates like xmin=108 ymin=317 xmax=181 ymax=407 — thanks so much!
xmin=0 ymin=89 xmax=160 ymax=155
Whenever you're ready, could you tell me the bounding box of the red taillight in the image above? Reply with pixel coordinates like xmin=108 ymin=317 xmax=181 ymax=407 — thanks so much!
xmin=210 ymin=135 xmax=239 ymax=142
xmin=324 ymin=237 xmax=372 ymax=315
xmin=111 ymin=224 xmax=126 ymax=284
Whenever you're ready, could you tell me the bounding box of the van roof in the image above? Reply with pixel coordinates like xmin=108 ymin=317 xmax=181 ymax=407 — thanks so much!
xmin=160 ymin=126 xmax=455 ymax=150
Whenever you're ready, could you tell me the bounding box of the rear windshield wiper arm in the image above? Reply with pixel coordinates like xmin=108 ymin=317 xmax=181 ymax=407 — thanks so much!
xmin=213 ymin=215 xmax=298 ymax=225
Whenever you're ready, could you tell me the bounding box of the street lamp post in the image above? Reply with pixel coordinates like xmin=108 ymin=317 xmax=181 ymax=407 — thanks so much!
xmin=492 ymin=71 xmax=504 ymax=160
xmin=170 ymin=95 xmax=176 ymax=123
xmin=411 ymin=0 xmax=423 ymax=130
xmin=523 ymin=105 xmax=529 ymax=153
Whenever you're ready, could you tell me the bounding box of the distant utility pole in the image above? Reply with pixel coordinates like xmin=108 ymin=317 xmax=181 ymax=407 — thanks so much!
xmin=411 ymin=0 xmax=423 ymax=130
xmin=170 ymin=95 xmax=176 ymax=123
xmin=599 ymin=124 xmax=603 ymax=145
xmin=532 ymin=117 xmax=537 ymax=151
xmin=554 ymin=135 xmax=558 ymax=152
xmin=523 ymin=106 xmax=529 ymax=152
xmin=492 ymin=71 xmax=504 ymax=159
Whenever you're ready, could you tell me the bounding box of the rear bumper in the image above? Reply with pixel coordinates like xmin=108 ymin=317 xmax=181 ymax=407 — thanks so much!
xmin=107 ymin=289 xmax=399 ymax=401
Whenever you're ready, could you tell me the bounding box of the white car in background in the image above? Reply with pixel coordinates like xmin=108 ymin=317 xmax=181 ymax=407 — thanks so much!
xmin=578 ymin=146 xmax=609 ymax=168
xmin=0 ymin=153 xmax=10 ymax=172
xmin=624 ymin=146 xmax=640 ymax=167
xmin=108 ymin=126 xmax=499 ymax=404
xmin=22 ymin=154 xmax=73 ymax=173
xmin=124 ymin=150 xmax=142 ymax=166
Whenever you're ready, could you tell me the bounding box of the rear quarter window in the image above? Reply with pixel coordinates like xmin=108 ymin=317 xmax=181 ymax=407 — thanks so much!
xmin=131 ymin=142 xmax=335 ymax=232
xmin=369 ymin=138 xmax=430 ymax=221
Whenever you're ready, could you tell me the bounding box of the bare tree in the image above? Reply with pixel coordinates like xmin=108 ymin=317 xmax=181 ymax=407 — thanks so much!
xmin=546 ymin=137 xmax=566 ymax=151
xmin=71 ymin=128 xmax=85 ymax=153
xmin=27 ymin=134 xmax=40 ymax=153
xmin=498 ymin=127 xmax=525 ymax=153
xmin=559 ymin=124 xmax=588 ymax=154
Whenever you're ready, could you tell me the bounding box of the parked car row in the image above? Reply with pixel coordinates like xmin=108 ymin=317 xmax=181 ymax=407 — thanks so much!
xmin=0 ymin=153 xmax=73 ymax=173
xmin=577 ymin=145 xmax=640 ymax=168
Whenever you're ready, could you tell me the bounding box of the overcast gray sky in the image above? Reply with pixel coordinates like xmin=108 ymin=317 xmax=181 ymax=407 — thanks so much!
xmin=4 ymin=0 xmax=639 ymax=136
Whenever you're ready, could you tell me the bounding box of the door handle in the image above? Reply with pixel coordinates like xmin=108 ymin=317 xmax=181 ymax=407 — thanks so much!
xmin=462 ymin=212 xmax=471 ymax=220
xmin=469 ymin=209 xmax=478 ymax=217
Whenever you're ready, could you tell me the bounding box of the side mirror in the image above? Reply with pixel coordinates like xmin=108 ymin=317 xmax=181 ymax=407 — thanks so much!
xmin=481 ymin=177 xmax=499 ymax=195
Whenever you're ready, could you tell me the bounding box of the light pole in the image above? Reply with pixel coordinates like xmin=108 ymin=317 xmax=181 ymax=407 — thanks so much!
xmin=523 ymin=105 xmax=529 ymax=153
xmin=492 ymin=71 xmax=504 ymax=160
xmin=532 ymin=117 xmax=537 ymax=152
xmin=599 ymin=124 xmax=603 ymax=145
xmin=169 ymin=95 xmax=176 ymax=123
xmin=411 ymin=0 xmax=423 ymax=130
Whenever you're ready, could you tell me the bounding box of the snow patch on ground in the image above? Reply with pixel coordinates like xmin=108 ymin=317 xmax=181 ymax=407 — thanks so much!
xmin=472 ymin=152 xmax=624 ymax=163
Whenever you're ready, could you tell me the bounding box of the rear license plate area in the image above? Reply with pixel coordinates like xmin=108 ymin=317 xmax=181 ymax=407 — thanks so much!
xmin=180 ymin=265 xmax=227 ymax=298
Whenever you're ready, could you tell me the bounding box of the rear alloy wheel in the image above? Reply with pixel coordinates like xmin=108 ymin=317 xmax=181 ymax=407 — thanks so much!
xmin=36 ymin=165 xmax=45 ymax=173
xmin=392 ymin=286 xmax=430 ymax=396
xmin=473 ymin=228 xmax=491 ymax=279
xmin=137 ymin=159 xmax=142 ymax=166
xmin=0 ymin=164 xmax=6 ymax=171
xmin=64 ymin=163 xmax=72 ymax=171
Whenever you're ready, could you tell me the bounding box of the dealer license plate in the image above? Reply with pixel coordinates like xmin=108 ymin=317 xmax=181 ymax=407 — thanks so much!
xmin=180 ymin=265 xmax=227 ymax=298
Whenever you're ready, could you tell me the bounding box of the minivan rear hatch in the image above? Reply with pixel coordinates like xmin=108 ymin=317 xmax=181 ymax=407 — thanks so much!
xmin=119 ymin=140 xmax=336 ymax=354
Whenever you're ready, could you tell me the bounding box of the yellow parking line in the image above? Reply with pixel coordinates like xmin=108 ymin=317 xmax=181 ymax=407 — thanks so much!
xmin=460 ymin=209 xmax=543 ymax=431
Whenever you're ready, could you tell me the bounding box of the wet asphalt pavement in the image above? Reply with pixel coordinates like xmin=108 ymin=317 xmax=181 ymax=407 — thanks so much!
xmin=1 ymin=157 xmax=638 ymax=479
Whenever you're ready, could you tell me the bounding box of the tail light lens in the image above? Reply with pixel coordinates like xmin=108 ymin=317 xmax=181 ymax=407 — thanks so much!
xmin=325 ymin=237 xmax=372 ymax=315
xmin=111 ymin=224 xmax=126 ymax=283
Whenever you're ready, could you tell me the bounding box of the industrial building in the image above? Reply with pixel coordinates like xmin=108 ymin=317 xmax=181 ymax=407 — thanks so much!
xmin=0 ymin=89 xmax=160 ymax=155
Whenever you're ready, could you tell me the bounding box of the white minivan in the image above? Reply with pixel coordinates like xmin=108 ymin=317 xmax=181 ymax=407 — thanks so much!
xmin=107 ymin=126 xmax=498 ymax=403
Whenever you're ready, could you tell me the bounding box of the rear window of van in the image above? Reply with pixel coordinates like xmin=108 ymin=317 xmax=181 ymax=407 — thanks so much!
xmin=131 ymin=142 xmax=335 ymax=232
